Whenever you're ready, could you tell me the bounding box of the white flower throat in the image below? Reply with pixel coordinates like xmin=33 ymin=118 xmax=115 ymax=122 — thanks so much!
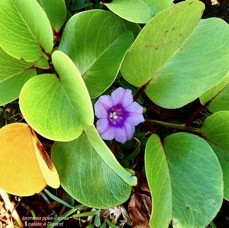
xmin=109 ymin=111 xmax=119 ymax=120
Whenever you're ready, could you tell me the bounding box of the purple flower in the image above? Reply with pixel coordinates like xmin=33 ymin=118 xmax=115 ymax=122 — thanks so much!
xmin=94 ymin=87 xmax=144 ymax=144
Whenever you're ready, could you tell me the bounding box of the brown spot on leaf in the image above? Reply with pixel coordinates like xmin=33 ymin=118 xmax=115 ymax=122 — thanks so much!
xmin=145 ymin=44 xmax=154 ymax=48
xmin=30 ymin=127 xmax=54 ymax=170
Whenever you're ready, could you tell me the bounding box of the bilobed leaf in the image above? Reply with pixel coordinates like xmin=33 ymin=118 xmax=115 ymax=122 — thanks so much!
xmin=0 ymin=47 xmax=36 ymax=106
xmin=200 ymin=111 xmax=229 ymax=152
xmin=200 ymin=72 xmax=229 ymax=112
xmin=121 ymin=0 xmax=229 ymax=108
xmin=165 ymin=133 xmax=223 ymax=227
xmin=51 ymin=125 xmax=136 ymax=208
xmin=208 ymin=143 xmax=229 ymax=200
xmin=19 ymin=74 xmax=83 ymax=141
xmin=105 ymin=0 xmax=173 ymax=23
xmin=145 ymin=133 xmax=223 ymax=227
xmin=59 ymin=10 xmax=134 ymax=98
xmin=38 ymin=0 xmax=67 ymax=32
xmin=19 ymin=51 xmax=94 ymax=141
xmin=145 ymin=134 xmax=172 ymax=228
xmin=0 ymin=123 xmax=59 ymax=196
xmin=0 ymin=0 xmax=53 ymax=62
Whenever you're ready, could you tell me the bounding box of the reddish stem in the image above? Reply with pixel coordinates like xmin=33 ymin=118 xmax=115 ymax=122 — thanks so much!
xmin=144 ymin=120 xmax=157 ymax=134
xmin=134 ymin=79 xmax=151 ymax=101
xmin=185 ymin=104 xmax=206 ymax=126
xmin=111 ymin=139 xmax=116 ymax=154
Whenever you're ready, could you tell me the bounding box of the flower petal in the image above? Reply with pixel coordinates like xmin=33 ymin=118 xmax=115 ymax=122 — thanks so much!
xmin=94 ymin=95 xmax=113 ymax=118
xmin=126 ymin=114 xmax=144 ymax=126
xmin=96 ymin=118 xmax=115 ymax=140
xmin=111 ymin=87 xmax=133 ymax=107
xmin=125 ymin=102 xmax=144 ymax=126
xmin=101 ymin=127 xmax=116 ymax=140
xmin=114 ymin=122 xmax=135 ymax=144
xmin=126 ymin=101 xmax=144 ymax=114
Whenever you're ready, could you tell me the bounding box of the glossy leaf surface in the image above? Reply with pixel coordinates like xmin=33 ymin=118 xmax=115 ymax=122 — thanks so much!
xmin=34 ymin=56 xmax=50 ymax=69
xmin=121 ymin=0 xmax=229 ymax=108
xmin=19 ymin=51 xmax=93 ymax=141
xmin=209 ymin=143 xmax=229 ymax=200
xmin=52 ymin=50 xmax=94 ymax=125
xmin=200 ymin=72 xmax=229 ymax=112
xmin=38 ymin=0 xmax=67 ymax=32
xmin=200 ymin=111 xmax=229 ymax=151
xmin=145 ymin=134 xmax=172 ymax=228
xmin=0 ymin=0 xmax=53 ymax=62
xmin=0 ymin=123 xmax=59 ymax=196
xmin=145 ymin=133 xmax=223 ymax=227
xmin=0 ymin=48 xmax=36 ymax=105
xmin=59 ymin=10 xmax=134 ymax=98
xmin=51 ymin=125 xmax=136 ymax=208
xmin=105 ymin=0 xmax=173 ymax=23
xmin=165 ymin=133 xmax=223 ymax=227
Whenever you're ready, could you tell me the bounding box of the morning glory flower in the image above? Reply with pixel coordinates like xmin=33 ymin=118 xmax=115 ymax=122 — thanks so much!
xmin=94 ymin=87 xmax=144 ymax=144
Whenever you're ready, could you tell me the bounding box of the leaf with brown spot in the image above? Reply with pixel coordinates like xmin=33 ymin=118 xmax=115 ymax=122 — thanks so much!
xmin=0 ymin=123 xmax=60 ymax=196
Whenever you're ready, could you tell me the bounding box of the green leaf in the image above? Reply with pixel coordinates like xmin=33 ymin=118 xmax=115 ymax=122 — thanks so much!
xmin=34 ymin=56 xmax=50 ymax=69
xmin=200 ymin=72 xmax=229 ymax=113
xmin=145 ymin=134 xmax=172 ymax=228
xmin=166 ymin=133 xmax=223 ymax=227
xmin=84 ymin=125 xmax=137 ymax=186
xmin=105 ymin=0 xmax=173 ymax=23
xmin=208 ymin=143 xmax=229 ymax=200
xmin=51 ymin=125 xmax=136 ymax=208
xmin=123 ymin=20 xmax=141 ymax=39
xmin=59 ymin=10 xmax=134 ymax=98
xmin=19 ymin=51 xmax=94 ymax=141
xmin=38 ymin=0 xmax=67 ymax=32
xmin=145 ymin=133 xmax=223 ymax=227
xmin=0 ymin=47 xmax=36 ymax=106
xmin=52 ymin=50 xmax=94 ymax=125
xmin=19 ymin=74 xmax=83 ymax=141
xmin=0 ymin=0 xmax=53 ymax=62
xmin=200 ymin=111 xmax=229 ymax=152
xmin=121 ymin=0 xmax=229 ymax=108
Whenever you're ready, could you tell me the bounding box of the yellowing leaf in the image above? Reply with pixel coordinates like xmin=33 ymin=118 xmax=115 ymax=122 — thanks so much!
xmin=0 ymin=123 xmax=60 ymax=196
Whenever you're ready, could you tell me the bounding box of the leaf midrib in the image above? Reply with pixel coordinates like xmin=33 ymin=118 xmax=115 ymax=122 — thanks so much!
xmin=82 ymin=30 xmax=127 ymax=77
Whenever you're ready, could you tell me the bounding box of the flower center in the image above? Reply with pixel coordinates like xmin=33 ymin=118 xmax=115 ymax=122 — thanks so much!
xmin=109 ymin=111 xmax=119 ymax=120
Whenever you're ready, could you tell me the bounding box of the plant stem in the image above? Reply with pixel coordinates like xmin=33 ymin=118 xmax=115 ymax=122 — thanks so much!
xmin=185 ymin=104 xmax=205 ymax=126
xmin=20 ymin=202 xmax=36 ymax=218
xmin=47 ymin=204 xmax=86 ymax=228
xmin=149 ymin=119 xmax=200 ymax=133
xmin=134 ymin=79 xmax=151 ymax=101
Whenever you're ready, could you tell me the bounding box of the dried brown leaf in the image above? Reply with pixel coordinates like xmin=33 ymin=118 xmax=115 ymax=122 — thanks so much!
xmin=128 ymin=173 xmax=152 ymax=228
